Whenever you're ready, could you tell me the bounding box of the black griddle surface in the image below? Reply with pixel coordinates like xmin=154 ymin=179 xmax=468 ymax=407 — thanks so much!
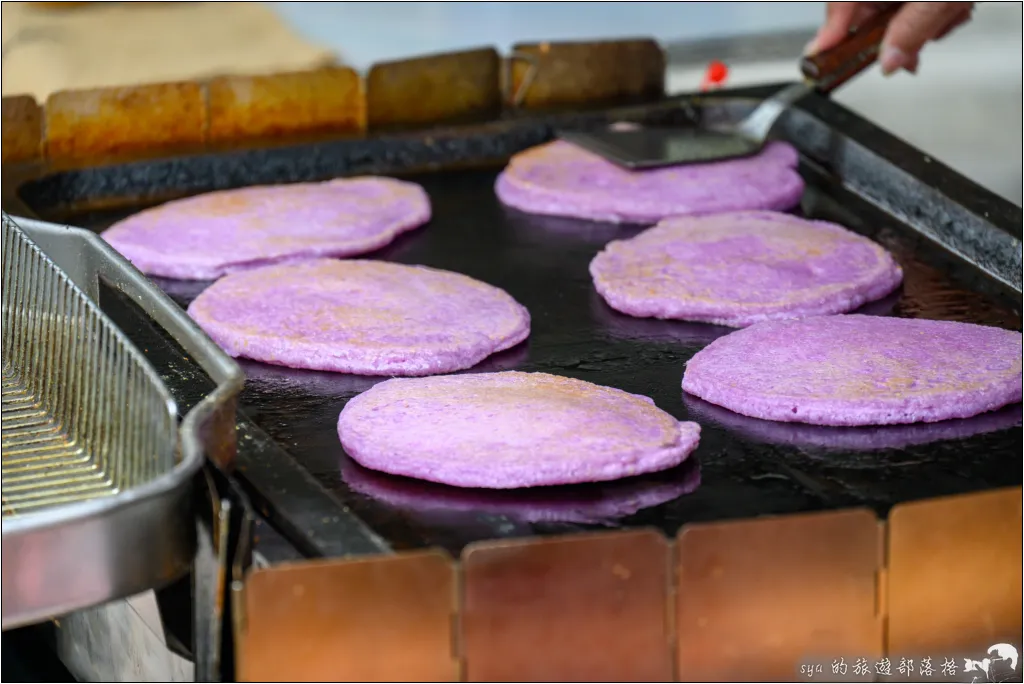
xmin=36 ymin=166 xmax=1024 ymax=558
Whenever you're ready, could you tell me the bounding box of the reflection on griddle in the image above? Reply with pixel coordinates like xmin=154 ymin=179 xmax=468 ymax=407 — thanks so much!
xmin=683 ymin=394 xmax=1023 ymax=456
xmin=240 ymin=358 xmax=382 ymax=397
xmin=589 ymin=290 xmax=733 ymax=346
xmin=149 ymin=276 xmax=214 ymax=307
xmin=501 ymin=204 xmax=642 ymax=247
xmin=458 ymin=343 xmax=531 ymax=374
xmin=589 ymin=267 xmax=902 ymax=347
xmin=849 ymin=286 xmax=902 ymax=317
xmin=340 ymin=454 xmax=701 ymax=526
xmin=237 ymin=341 xmax=531 ymax=398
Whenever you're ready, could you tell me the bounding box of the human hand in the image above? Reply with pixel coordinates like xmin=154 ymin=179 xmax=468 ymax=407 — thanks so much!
xmin=806 ymin=2 xmax=975 ymax=75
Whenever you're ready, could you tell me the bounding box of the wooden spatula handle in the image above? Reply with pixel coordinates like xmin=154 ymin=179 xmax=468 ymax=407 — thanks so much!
xmin=800 ymin=3 xmax=901 ymax=93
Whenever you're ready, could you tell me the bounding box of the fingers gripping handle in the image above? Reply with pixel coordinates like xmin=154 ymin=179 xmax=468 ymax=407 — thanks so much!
xmin=800 ymin=4 xmax=900 ymax=93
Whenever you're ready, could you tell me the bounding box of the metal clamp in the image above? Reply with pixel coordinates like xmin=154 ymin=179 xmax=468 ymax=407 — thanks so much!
xmin=502 ymin=50 xmax=540 ymax=109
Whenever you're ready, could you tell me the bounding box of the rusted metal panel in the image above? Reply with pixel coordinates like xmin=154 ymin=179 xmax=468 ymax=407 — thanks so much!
xmin=461 ymin=529 xmax=672 ymax=682
xmin=45 ymin=82 xmax=205 ymax=160
xmin=887 ymin=486 xmax=1023 ymax=657
xmin=367 ymin=48 xmax=501 ymax=130
xmin=505 ymin=38 xmax=665 ymax=110
xmin=207 ymin=67 xmax=365 ymax=142
xmin=2 ymin=96 xmax=44 ymax=164
xmin=676 ymin=508 xmax=884 ymax=682
xmin=237 ymin=550 xmax=457 ymax=682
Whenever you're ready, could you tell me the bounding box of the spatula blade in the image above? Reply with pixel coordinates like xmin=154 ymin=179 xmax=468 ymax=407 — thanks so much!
xmin=557 ymin=128 xmax=763 ymax=170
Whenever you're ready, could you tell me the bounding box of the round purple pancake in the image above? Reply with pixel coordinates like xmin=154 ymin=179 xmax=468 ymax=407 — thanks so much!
xmin=495 ymin=140 xmax=804 ymax=224
xmin=682 ymin=315 xmax=1023 ymax=426
xmin=590 ymin=211 xmax=903 ymax=327
xmin=102 ymin=177 xmax=431 ymax=280
xmin=187 ymin=259 xmax=530 ymax=376
xmin=338 ymin=371 xmax=701 ymax=489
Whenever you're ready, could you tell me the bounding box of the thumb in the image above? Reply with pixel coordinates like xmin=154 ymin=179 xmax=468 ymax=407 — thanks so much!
xmin=880 ymin=2 xmax=974 ymax=74
xmin=807 ymin=2 xmax=895 ymax=54
xmin=807 ymin=2 xmax=880 ymax=54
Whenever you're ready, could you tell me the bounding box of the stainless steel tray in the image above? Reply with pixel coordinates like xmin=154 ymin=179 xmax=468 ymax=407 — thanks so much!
xmin=1 ymin=214 xmax=244 ymax=630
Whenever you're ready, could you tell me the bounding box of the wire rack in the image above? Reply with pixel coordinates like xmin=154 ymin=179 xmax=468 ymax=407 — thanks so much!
xmin=1 ymin=214 xmax=177 ymax=518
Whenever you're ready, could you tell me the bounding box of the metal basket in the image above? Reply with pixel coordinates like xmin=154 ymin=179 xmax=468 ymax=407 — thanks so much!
xmin=1 ymin=213 xmax=242 ymax=630
xmin=2 ymin=216 xmax=177 ymax=517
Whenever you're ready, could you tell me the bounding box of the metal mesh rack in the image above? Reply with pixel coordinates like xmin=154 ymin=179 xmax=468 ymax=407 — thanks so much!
xmin=1 ymin=214 xmax=178 ymax=517
xmin=0 ymin=213 xmax=224 ymax=631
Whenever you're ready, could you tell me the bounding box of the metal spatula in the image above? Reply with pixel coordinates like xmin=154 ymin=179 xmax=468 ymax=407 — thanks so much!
xmin=559 ymin=5 xmax=899 ymax=170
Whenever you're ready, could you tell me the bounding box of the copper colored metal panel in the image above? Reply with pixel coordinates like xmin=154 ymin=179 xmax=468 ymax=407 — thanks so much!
xmin=676 ymin=509 xmax=884 ymax=682
xmin=207 ymin=67 xmax=365 ymax=142
xmin=506 ymin=39 xmax=665 ymax=110
xmin=461 ymin=529 xmax=672 ymax=682
xmin=45 ymin=82 xmax=205 ymax=160
xmin=237 ymin=550 xmax=457 ymax=682
xmin=367 ymin=48 xmax=502 ymax=130
xmin=2 ymin=96 xmax=43 ymax=164
xmin=887 ymin=486 xmax=1023 ymax=657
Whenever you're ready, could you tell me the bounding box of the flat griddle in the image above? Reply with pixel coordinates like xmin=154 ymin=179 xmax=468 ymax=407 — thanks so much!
xmin=5 ymin=83 xmax=1022 ymax=562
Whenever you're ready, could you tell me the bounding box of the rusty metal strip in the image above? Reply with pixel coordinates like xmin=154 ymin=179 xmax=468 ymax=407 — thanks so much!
xmin=505 ymin=38 xmax=665 ymax=110
xmin=44 ymin=81 xmax=205 ymax=160
xmin=236 ymin=550 xmax=457 ymax=682
xmin=461 ymin=529 xmax=672 ymax=682
xmin=11 ymin=39 xmax=670 ymax=161
xmin=886 ymin=486 xmax=1023 ymax=658
xmin=676 ymin=508 xmax=884 ymax=682
xmin=367 ymin=48 xmax=501 ymax=131
xmin=207 ymin=67 xmax=365 ymax=143
xmin=2 ymin=96 xmax=43 ymax=165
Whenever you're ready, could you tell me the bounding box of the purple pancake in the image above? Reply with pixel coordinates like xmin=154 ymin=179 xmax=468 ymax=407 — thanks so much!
xmin=590 ymin=211 xmax=903 ymax=327
xmin=495 ymin=140 xmax=804 ymax=224
xmin=102 ymin=177 xmax=431 ymax=280
xmin=682 ymin=315 xmax=1023 ymax=426
xmin=338 ymin=371 xmax=701 ymax=489
xmin=187 ymin=259 xmax=530 ymax=377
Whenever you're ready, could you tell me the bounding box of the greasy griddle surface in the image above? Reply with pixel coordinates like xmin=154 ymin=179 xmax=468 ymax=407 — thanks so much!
xmin=46 ymin=167 xmax=1023 ymax=557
